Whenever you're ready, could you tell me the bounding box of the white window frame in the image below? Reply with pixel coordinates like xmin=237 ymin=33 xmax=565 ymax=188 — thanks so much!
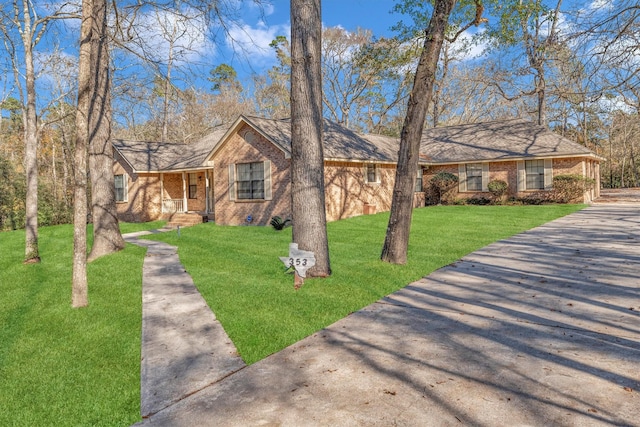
xmin=458 ymin=163 xmax=489 ymax=192
xmin=188 ymin=173 xmax=198 ymax=199
xmin=364 ymin=163 xmax=380 ymax=184
xmin=228 ymin=160 xmax=272 ymax=201
xmin=517 ymin=159 xmax=553 ymax=191
xmin=415 ymin=168 xmax=423 ymax=192
xmin=114 ymin=174 xmax=128 ymax=202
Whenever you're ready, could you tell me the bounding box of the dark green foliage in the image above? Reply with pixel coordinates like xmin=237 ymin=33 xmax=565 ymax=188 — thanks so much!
xmin=487 ymin=179 xmax=509 ymax=204
xmin=0 ymin=157 xmax=25 ymax=231
xmin=270 ymin=216 xmax=292 ymax=230
xmin=430 ymin=172 xmax=459 ymax=204
xmin=552 ymin=174 xmax=595 ymax=203
xmin=463 ymin=196 xmax=492 ymax=205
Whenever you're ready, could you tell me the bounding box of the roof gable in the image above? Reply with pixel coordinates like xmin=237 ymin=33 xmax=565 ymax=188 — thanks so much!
xmin=113 ymin=127 xmax=226 ymax=172
xmin=206 ymin=115 xmax=400 ymax=164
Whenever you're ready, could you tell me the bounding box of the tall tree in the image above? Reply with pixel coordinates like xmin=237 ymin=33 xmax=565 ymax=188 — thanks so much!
xmin=86 ymin=0 xmax=125 ymax=262
xmin=381 ymin=0 xmax=486 ymax=264
xmin=486 ymin=0 xmax=564 ymax=126
xmin=254 ymin=36 xmax=291 ymax=118
xmin=0 ymin=1 xmax=74 ymax=262
xmin=73 ymin=0 xmax=93 ymax=308
xmin=290 ymin=0 xmax=331 ymax=277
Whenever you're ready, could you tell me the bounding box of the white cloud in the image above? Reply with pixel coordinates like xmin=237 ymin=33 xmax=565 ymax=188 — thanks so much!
xmin=587 ymin=0 xmax=615 ymax=11
xmin=448 ymin=27 xmax=488 ymax=62
xmin=225 ymin=21 xmax=290 ymax=66
xmin=124 ymin=6 xmax=213 ymax=67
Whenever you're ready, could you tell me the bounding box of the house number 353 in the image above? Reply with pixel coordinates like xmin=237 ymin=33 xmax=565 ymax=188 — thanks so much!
xmin=288 ymin=258 xmax=308 ymax=267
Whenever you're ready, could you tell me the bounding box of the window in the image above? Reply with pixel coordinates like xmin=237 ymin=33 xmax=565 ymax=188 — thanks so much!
xmin=458 ymin=163 xmax=489 ymax=192
xmin=525 ymin=160 xmax=545 ymax=190
xmin=466 ymin=163 xmax=483 ymax=191
xmin=365 ymin=164 xmax=379 ymax=183
xmin=114 ymin=174 xmax=127 ymax=202
xmin=228 ymin=161 xmax=272 ymax=201
xmin=415 ymin=168 xmax=423 ymax=192
xmin=188 ymin=173 xmax=197 ymax=199
xmin=517 ymin=159 xmax=552 ymax=191
xmin=236 ymin=162 xmax=265 ymax=199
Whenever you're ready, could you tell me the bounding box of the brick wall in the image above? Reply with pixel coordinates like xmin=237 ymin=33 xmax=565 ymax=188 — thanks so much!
xmin=324 ymin=161 xmax=395 ymax=221
xmin=114 ymin=153 xmax=162 ymax=222
xmin=213 ymin=124 xmax=292 ymax=225
xmin=423 ymin=158 xmax=598 ymax=204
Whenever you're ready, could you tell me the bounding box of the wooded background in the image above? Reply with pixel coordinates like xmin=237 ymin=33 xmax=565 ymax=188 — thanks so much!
xmin=1 ymin=0 xmax=638 ymax=232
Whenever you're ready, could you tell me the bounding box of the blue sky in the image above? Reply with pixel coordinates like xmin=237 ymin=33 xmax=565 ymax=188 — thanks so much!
xmin=2 ymin=0 xmax=615 ymax=111
xmin=200 ymin=0 xmax=403 ymax=80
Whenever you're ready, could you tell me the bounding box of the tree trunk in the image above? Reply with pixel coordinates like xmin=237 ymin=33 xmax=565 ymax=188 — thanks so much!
xmin=21 ymin=0 xmax=39 ymax=263
xmin=87 ymin=0 xmax=125 ymax=262
xmin=381 ymin=0 xmax=457 ymax=264
xmin=72 ymin=0 xmax=93 ymax=308
xmin=290 ymin=0 xmax=331 ymax=277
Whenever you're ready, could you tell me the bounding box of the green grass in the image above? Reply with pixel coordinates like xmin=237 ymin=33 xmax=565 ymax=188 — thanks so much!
xmin=144 ymin=204 xmax=584 ymax=364
xmin=0 ymin=207 xmax=582 ymax=424
xmin=0 ymin=222 xmax=159 ymax=426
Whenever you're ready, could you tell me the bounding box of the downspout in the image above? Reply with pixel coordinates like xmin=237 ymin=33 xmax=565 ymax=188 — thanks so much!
xmin=160 ymin=172 xmax=164 ymax=214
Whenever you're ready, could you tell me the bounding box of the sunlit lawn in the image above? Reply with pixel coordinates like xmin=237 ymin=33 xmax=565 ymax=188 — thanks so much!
xmin=144 ymin=204 xmax=585 ymax=364
xmin=0 ymin=205 xmax=584 ymax=425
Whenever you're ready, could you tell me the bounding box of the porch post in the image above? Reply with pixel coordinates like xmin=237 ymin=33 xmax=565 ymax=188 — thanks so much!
xmin=182 ymin=171 xmax=188 ymax=212
xmin=205 ymin=171 xmax=210 ymax=214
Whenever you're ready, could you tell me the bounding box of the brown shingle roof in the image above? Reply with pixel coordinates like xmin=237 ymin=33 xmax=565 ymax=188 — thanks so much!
xmin=419 ymin=119 xmax=595 ymax=163
xmin=242 ymin=116 xmax=399 ymax=163
xmin=113 ymin=127 xmax=226 ymax=172
xmin=114 ymin=117 xmax=598 ymax=173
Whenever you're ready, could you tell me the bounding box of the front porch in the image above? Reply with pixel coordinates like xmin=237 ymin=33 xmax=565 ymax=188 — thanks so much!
xmin=160 ymin=170 xmax=214 ymax=218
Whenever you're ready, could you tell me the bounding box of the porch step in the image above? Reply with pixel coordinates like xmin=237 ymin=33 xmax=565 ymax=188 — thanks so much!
xmin=166 ymin=212 xmax=208 ymax=229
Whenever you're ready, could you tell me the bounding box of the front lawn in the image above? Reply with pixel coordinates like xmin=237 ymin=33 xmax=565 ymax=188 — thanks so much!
xmin=0 ymin=206 xmax=582 ymax=424
xmin=144 ymin=204 xmax=584 ymax=364
xmin=0 ymin=222 xmax=162 ymax=426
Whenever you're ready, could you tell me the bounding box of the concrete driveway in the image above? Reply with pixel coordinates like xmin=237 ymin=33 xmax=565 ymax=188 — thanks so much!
xmin=138 ymin=201 xmax=639 ymax=426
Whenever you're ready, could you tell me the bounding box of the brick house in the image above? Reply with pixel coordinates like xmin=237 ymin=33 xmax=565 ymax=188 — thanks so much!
xmin=112 ymin=116 xmax=602 ymax=226
xmin=419 ymin=119 xmax=602 ymax=204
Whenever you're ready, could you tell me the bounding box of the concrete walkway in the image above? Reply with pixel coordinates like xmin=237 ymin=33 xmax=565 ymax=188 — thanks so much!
xmin=131 ymin=199 xmax=639 ymax=426
xmin=123 ymin=231 xmax=245 ymax=417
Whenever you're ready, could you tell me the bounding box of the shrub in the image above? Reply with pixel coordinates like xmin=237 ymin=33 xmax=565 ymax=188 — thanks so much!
xmin=465 ymin=196 xmax=492 ymax=205
xmin=517 ymin=193 xmax=552 ymax=205
xmin=552 ymin=174 xmax=595 ymax=203
xmin=270 ymin=216 xmax=292 ymax=230
xmin=430 ymin=172 xmax=458 ymax=205
xmin=487 ymin=179 xmax=509 ymax=204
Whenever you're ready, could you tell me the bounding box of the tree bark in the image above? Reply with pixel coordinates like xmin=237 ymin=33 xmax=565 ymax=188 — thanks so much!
xmin=21 ymin=0 xmax=40 ymax=263
xmin=381 ymin=0 xmax=457 ymax=264
xmin=290 ymin=0 xmax=331 ymax=277
xmin=72 ymin=0 xmax=93 ymax=308
xmin=87 ymin=0 xmax=125 ymax=262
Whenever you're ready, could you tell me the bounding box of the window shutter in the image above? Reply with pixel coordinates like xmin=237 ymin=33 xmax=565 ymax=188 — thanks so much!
xmin=264 ymin=160 xmax=272 ymax=200
xmin=517 ymin=161 xmax=525 ymax=191
xmin=124 ymin=174 xmax=129 ymax=202
xmin=228 ymin=164 xmax=236 ymax=201
xmin=482 ymin=163 xmax=489 ymax=192
xmin=544 ymin=159 xmax=553 ymax=190
xmin=458 ymin=164 xmax=467 ymax=192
